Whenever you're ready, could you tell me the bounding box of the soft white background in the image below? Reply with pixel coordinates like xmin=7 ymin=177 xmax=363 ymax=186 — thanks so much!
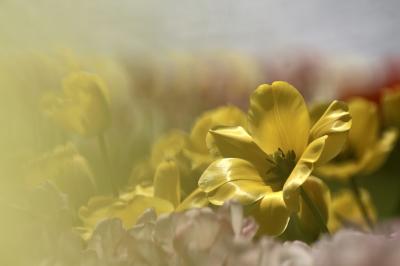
xmin=1 ymin=0 xmax=399 ymax=57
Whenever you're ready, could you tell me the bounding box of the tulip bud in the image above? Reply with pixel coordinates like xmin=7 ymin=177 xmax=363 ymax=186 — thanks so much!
xmin=42 ymin=71 xmax=111 ymax=137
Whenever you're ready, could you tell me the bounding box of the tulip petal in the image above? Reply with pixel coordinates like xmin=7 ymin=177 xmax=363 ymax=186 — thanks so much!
xmin=207 ymin=179 xmax=271 ymax=206
xmin=190 ymin=106 xmax=247 ymax=153
xmin=283 ymin=136 xmax=327 ymax=212
xmin=79 ymin=195 xmax=174 ymax=238
xmin=252 ymin=191 xmax=290 ymax=236
xmin=207 ymin=126 xmax=274 ymax=175
xmin=297 ymin=177 xmax=330 ymax=237
xmin=198 ymin=158 xmax=264 ymax=194
xmin=248 ymin=81 xmax=310 ymax=157
xmin=154 ymin=160 xmax=181 ymax=207
xmin=176 ymin=188 xmax=209 ymax=211
xmin=348 ymin=98 xmax=379 ymax=158
xmin=309 ymin=100 xmax=352 ymax=165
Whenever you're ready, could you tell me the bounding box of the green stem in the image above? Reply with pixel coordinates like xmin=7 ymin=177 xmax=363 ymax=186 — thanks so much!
xmin=97 ymin=133 xmax=118 ymax=196
xmin=348 ymin=177 xmax=373 ymax=230
xmin=299 ymin=186 xmax=330 ymax=235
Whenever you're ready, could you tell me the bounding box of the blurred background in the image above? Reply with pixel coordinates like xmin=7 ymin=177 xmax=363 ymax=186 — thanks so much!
xmin=1 ymin=0 xmax=400 ymax=264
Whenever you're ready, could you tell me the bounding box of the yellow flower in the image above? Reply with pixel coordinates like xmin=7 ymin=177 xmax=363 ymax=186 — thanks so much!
xmin=328 ymin=189 xmax=376 ymax=232
xmin=315 ymin=98 xmax=398 ymax=180
xmin=198 ymin=81 xmax=351 ymax=235
xmin=382 ymin=87 xmax=400 ymax=129
xmin=79 ymin=160 xmax=181 ymax=239
xmin=150 ymin=129 xmax=189 ymax=168
xmin=78 ymin=192 xmax=174 ymax=240
xmin=23 ymin=143 xmax=96 ymax=206
xmin=42 ymin=71 xmax=111 ymax=137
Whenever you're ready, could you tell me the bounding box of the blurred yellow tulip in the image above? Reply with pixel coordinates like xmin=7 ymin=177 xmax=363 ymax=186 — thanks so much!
xmin=315 ymin=98 xmax=398 ymax=181
xmin=42 ymin=71 xmax=111 ymax=137
xmin=23 ymin=143 xmax=96 ymax=206
xmin=328 ymin=189 xmax=376 ymax=232
xmin=78 ymin=190 xmax=174 ymax=240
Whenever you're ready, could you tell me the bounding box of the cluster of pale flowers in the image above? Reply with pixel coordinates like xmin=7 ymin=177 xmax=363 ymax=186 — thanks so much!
xmin=40 ymin=203 xmax=400 ymax=266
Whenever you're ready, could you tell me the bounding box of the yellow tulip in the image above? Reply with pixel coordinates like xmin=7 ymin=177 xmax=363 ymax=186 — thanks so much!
xmin=153 ymin=160 xmax=181 ymax=207
xmin=79 ymin=160 xmax=182 ymax=239
xmin=382 ymin=87 xmax=400 ymax=129
xmin=42 ymin=71 xmax=111 ymax=137
xmin=198 ymin=81 xmax=351 ymax=236
xmin=315 ymin=98 xmax=398 ymax=181
xmin=150 ymin=129 xmax=189 ymax=168
xmin=78 ymin=192 xmax=174 ymax=240
xmin=328 ymin=189 xmax=376 ymax=232
xmin=23 ymin=143 xmax=96 ymax=206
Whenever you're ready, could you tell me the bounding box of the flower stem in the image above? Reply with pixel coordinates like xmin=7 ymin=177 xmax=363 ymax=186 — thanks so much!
xmin=348 ymin=177 xmax=373 ymax=230
xmin=97 ymin=133 xmax=118 ymax=196
xmin=299 ymin=186 xmax=330 ymax=235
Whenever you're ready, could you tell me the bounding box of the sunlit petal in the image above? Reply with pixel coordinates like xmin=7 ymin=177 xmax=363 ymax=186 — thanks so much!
xmin=207 ymin=126 xmax=274 ymax=175
xmin=309 ymin=100 xmax=352 ymax=165
xmin=248 ymin=81 xmax=310 ymax=156
xmin=207 ymin=179 xmax=271 ymax=206
xmin=198 ymin=158 xmax=264 ymax=193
